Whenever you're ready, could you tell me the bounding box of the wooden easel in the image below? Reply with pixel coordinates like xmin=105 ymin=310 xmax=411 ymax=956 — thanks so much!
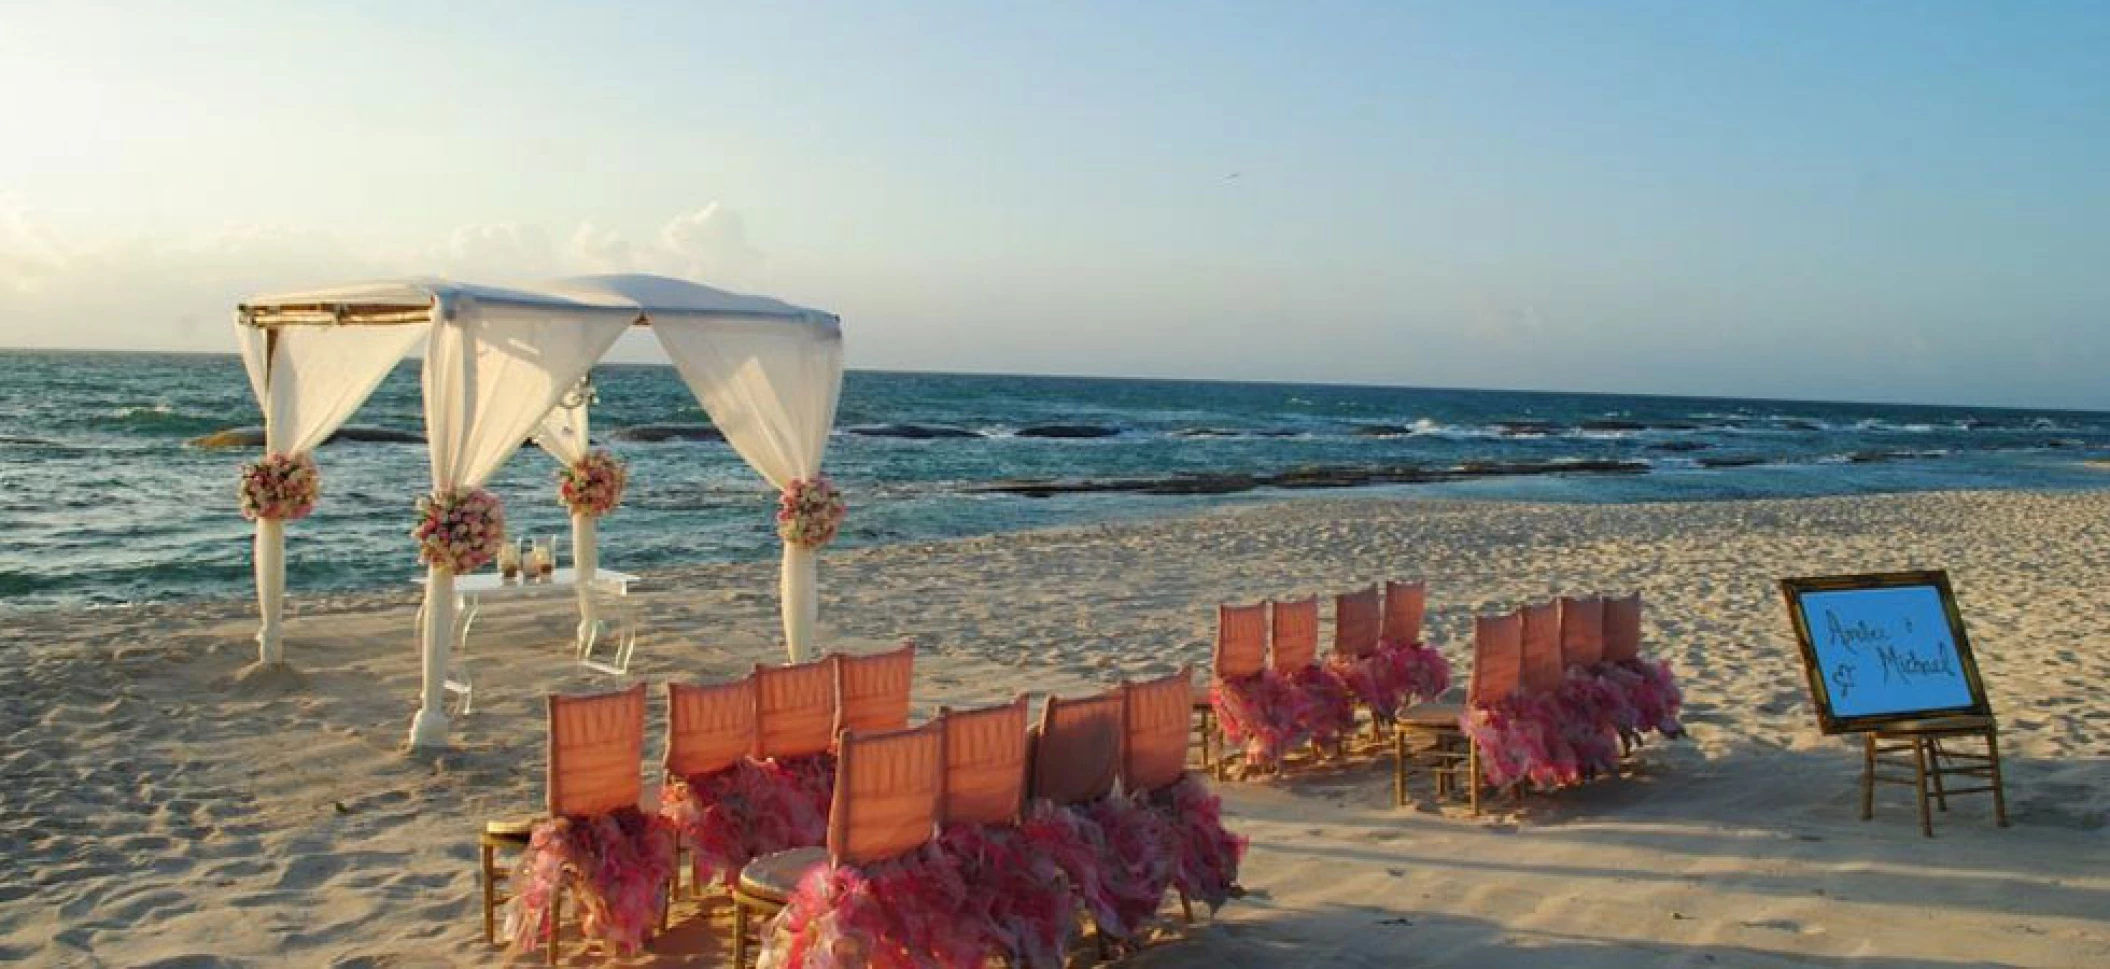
xmin=1782 ymin=571 xmax=2012 ymax=839
xmin=1862 ymin=714 xmax=2010 ymax=837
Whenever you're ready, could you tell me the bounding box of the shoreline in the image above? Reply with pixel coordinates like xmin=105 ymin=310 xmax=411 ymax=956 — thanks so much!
xmin=4 ymin=489 xmax=2107 ymax=965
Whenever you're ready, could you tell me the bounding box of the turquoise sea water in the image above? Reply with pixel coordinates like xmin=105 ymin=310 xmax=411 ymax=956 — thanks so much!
xmin=4 ymin=349 xmax=2108 ymax=611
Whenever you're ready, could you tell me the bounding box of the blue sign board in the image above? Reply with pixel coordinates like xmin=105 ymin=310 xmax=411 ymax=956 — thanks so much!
xmin=1781 ymin=571 xmax=1991 ymax=733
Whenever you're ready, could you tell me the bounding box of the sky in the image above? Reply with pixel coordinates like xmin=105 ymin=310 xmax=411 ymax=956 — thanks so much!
xmin=0 ymin=1 xmax=2106 ymax=409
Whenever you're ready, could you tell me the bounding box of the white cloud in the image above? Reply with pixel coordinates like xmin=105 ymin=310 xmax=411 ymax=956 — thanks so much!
xmin=0 ymin=204 xmax=764 ymax=351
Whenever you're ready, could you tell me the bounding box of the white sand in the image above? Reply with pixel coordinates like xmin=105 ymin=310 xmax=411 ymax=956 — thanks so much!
xmin=2 ymin=490 xmax=2106 ymax=967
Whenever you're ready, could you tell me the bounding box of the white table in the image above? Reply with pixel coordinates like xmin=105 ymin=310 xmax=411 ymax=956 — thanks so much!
xmin=415 ymin=567 xmax=642 ymax=714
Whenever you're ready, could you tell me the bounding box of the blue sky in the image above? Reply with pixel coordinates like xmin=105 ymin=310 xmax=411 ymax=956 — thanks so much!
xmin=1 ymin=2 xmax=2105 ymax=408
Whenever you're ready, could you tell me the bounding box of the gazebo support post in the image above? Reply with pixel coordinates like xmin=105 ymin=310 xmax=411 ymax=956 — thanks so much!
xmin=410 ymin=565 xmax=454 ymax=749
xmin=254 ymin=519 xmax=286 ymax=665
xmin=781 ymin=543 xmax=818 ymax=661
xmin=573 ymin=512 xmax=598 ymax=648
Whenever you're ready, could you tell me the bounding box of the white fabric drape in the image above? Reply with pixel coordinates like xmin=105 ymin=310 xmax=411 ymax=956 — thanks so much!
xmin=408 ymin=300 xmax=634 ymax=749
xmin=534 ymin=395 xmax=597 ymax=645
xmin=234 ymin=319 xmax=426 ymax=665
xmin=653 ymin=315 xmax=844 ymax=660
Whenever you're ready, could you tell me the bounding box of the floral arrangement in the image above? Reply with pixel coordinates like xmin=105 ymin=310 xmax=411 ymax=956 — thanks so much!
xmin=1459 ymin=656 xmax=1684 ymax=793
xmin=558 ymin=449 xmax=628 ymax=518
xmin=503 ymin=807 xmax=677 ymax=956
xmin=760 ymin=786 xmax=1244 ymax=969
xmin=1149 ymin=774 xmax=1248 ymax=912
xmin=1283 ymin=664 xmax=1359 ymax=745
xmin=777 ymin=475 xmax=847 ymax=549
xmin=1209 ymin=671 xmax=1315 ymax=772
xmin=659 ymin=760 xmax=829 ymax=891
xmin=411 ymin=488 xmax=505 ymax=573
xmin=238 ymin=452 xmax=321 ymax=522
xmin=1330 ymin=639 xmax=1453 ymax=722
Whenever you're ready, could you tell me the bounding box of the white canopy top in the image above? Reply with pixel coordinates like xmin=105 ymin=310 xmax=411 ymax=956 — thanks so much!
xmin=240 ymin=273 xmax=839 ymax=334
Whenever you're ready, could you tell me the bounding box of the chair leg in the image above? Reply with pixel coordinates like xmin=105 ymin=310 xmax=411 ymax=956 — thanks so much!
xmin=1179 ymin=888 xmax=1194 ymax=925
xmin=1468 ymin=742 xmax=1482 ymax=817
xmin=1913 ymin=738 xmax=1935 ymax=838
xmin=1860 ymin=733 xmax=1876 ymax=821
xmin=547 ymin=882 xmax=562 ymax=966
xmin=481 ymin=842 xmax=497 ymax=945
xmin=733 ymin=898 xmax=749 ymax=967
xmin=1392 ymin=731 xmax=1406 ymax=807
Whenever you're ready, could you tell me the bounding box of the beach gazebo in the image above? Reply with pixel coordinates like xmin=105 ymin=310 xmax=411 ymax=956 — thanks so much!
xmin=233 ymin=274 xmax=843 ymax=748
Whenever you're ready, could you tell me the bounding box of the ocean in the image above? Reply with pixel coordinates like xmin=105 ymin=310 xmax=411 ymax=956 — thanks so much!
xmin=4 ymin=349 xmax=2108 ymax=612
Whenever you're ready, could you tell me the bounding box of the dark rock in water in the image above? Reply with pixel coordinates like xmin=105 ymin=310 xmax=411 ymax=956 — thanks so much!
xmin=1457 ymin=459 xmax=1647 ymax=476
xmin=0 ymin=435 xmax=60 ymax=447
xmin=1648 ymin=440 xmax=1713 ymax=453
xmin=1579 ymin=419 xmax=1647 ymax=432
xmin=1651 ymin=420 xmax=1702 ymax=431
xmin=188 ymin=425 xmax=425 ymax=448
xmin=610 ymin=423 xmax=726 ymax=443
xmin=1494 ymin=420 xmax=1563 ymax=436
xmin=2045 ymin=438 xmax=2082 ymax=450
xmin=1252 ymin=429 xmax=1302 ymax=438
xmin=971 ymin=457 xmax=1648 ymax=498
xmin=1015 ymin=424 xmax=1120 ymax=439
xmin=1781 ymin=420 xmax=1824 ymax=432
xmin=1351 ymin=424 xmax=1413 ymax=437
xmin=1144 ymin=474 xmax=1259 ymax=495
xmin=848 ymin=423 xmax=983 ymax=440
xmin=1846 ymin=450 xmax=1896 ymax=464
xmin=1696 ymin=455 xmax=1766 ymax=469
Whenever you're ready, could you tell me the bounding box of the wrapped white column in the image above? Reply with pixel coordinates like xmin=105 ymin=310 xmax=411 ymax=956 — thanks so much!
xmin=253 ymin=519 xmax=285 ymax=665
xmin=780 ymin=543 xmax=818 ymax=661
xmin=573 ymin=511 xmax=598 ymax=647
xmin=410 ymin=566 xmax=453 ymax=748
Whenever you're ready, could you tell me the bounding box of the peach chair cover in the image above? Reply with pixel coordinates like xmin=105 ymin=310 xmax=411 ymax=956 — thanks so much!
xmin=1382 ymin=580 xmax=1427 ymax=644
xmin=1559 ymin=596 xmax=1606 ymax=668
xmin=1603 ymin=594 xmax=1644 ymax=664
xmin=755 ymin=656 xmax=840 ymax=760
xmin=1468 ymin=612 xmax=1524 ymax=708
xmin=1122 ymin=668 xmax=1193 ymax=795
xmin=1333 ymin=586 xmax=1382 ymax=658
xmin=1269 ymin=597 xmax=1320 ymax=674
xmin=1030 ymin=690 xmax=1125 ymax=806
xmin=939 ymin=697 xmax=1031 ymax=826
xmin=665 ymin=678 xmax=759 ymax=779
xmin=1520 ymin=601 xmax=1564 ymax=694
xmin=546 ymin=683 xmax=647 ymax=818
xmin=1212 ymin=603 xmax=1268 ymax=680
xmin=836 ymin=642 xmax=917 ymax=737
xmin=827 ymin=722 xmax=945 ymax=866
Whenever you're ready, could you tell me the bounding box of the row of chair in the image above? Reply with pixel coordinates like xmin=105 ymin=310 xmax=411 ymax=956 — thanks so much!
xmin=741 ymin=666 xmax=1242 ymax=967
xmin=1395 ymin=593 xmax=1684 ymax=814
xmin=483 ymin=644 xmax=917 ymax=961
xmin=487 ymin=647 xmax=1243 ymax=965
xmin=1205 ymin=580 xmax=1439 ymax=775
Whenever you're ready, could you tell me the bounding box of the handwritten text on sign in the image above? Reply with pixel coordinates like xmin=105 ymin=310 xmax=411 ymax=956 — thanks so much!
xmin=1795 ymin=585 xmax=1973 ymax=719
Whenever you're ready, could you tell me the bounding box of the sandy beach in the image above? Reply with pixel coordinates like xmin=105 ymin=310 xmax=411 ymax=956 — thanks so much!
xmin=2 ymin=489 xmax=2106 ymax=968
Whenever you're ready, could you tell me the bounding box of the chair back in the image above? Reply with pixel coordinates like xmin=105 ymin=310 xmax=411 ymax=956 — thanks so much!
xmin=939 ymin=697 xmax=1030 ymax=826
xmin=1333 ymin=586 xmax=1381 ymax=658
xmin=1030 ymin=690 xmax=1124 ymax=805
xmin=664 ymin=678 xmax=758 ymax=780
xmin=1520 ymin=601 xmax=1564 ymax=694
xmin=1559 ymin=596 xmax=1606 ymax=668
xmin=1212 ymin=603 xmax=1268 ymax=679
xmin=827 ymin=722 xmax=944 ymax=867
xmin=1269 ymin=597 xmax=1320 ymax=674
xmin=1467 ymin=611 xmax=1524 ymax=707
xmin=1603 ymin=594 xmax=1643 ymax=663
xmin=754 ymin=656 xmax=840 ymax=760
xmin=546 ymin=683 xmax=646 ymax=818
xmin=1122 ymin=668 xmax=1193 ymax=795
xmin=1382 ymin=579 xmax=1427 ymax=644
xmin=836 ymin=642 xmax=917 ymax=737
